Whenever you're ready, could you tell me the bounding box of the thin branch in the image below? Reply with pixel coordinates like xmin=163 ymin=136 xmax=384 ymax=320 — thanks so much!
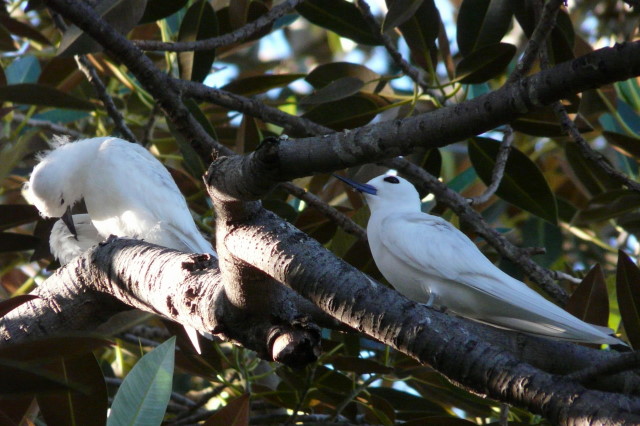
xmin=133 ymin=0 xmax=304 ymax=52
xmin=355 ymin=0 xmax=435 ymax=97
xmin=469 ymin=126 xmax=514 ymax=205
xmin=12 ymin=112 xmax=84 ymax=138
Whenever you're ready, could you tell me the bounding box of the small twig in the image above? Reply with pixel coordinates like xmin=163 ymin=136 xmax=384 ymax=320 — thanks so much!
xmin=355 ymin=0 xmax=436 ymax=98
xmin=75 ymin=55 xmax=139 ymax=143
xmin=500 ymin=403 xmax=510 ymax=425
xmin=567 ymin=352 xmax=640 ymax=382
xmin=551 ymin=269 xmax=582 ymax=284
xmin=133 ymin=0 xmax=304 ymax=52
xmin=469 ymin=127 xmax=514 ymax=205
xmin=507 ymin=0 xmax=565 ymax=84
xmin=12 ymin=112 xmax=84 ymax=138
xmin=141 ymin=102 xmax=160 ymax=146
xmin=280 ymin=182 xmax=367 ymax=242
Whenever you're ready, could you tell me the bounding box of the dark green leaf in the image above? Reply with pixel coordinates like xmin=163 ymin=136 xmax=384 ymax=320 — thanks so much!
xmin=457 ymin=0 xmax=513 ymax=56
xmin=58 ymin=0 xmax=148 ymax=56
xmin=0 ymin=295 xmax=38 ymax=317
xmin=403 ymin=418 xmax=476 ymax=425
xmin=0 ymin=360 xmax=80 ymax=394
xmin=521 ymin=217 xmax=562 ymax=268
xmin=603 ymin=131 xmax=640 ymax=159
xmin=573 ymin=189 xmax=640 ymax=226
xmin=0 ymin=84 xmax=94 ymax=110
xmin=107 ymin=337 xmax=175 ymax=426
xmin=369 ymin=387 xmax=447 ymax=415
xmin=300 ymin=77 xmax=364 ymax=105
xmin=302 ymin=93 xmax=387 ymax=131
xmin=328 ymin=356 xmax=393 ymax=374
xmin=382 ymin=0 xmax=424 ymax=33
xmin=456 ymin=43 xmax=515 ymax=84
xmin=0 ymin=232 xmax=40 ymax=252
xmin=0 ymin=204 xmax=40 ymax=231
xmin=0 ymin=336 xmax=112 ymax=361
xmin=0 ymin=25 xmax=16 ymax=51
xmin=512 ymin=109 xmax=591 ymax=137
xmin=262 ymin=200 xmax=298 ymax=223
xmin=221 ymin=74 xmax=304 ymax=96
xmin=392 ymin=0 xmax=440 ymax=72
xmin=468 ymin=137 xmax=558 ymax=224
xmin=306 ymin=62 xmax=384 ymax=94
xmin=140 ymin=0 xmax=189 ymax=24
xmin=166 ymin=119 xmax=206 ymax=179
xmin=565 ymin=142 xmax=622 ymax=196
xmin=616 ymin=250 xmax=640 ymax=349
xmin=203 ymin=394 xmax=249 ymax=426
xmin=296 ymin=0 xmax=381 ymax=45
xmin=0 ymin=15 xmax=50 ymax=45
xmin=38 ymin=354 xmax=108 ymax=426
xmin=565 ymin=264 xmax=609 ymax=327
xmin=178 ymin=0 xmax=218 ymax=83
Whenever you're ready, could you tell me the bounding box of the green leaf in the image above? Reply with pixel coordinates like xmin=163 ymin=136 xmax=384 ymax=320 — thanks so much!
xmin=300 ymin=76 xmax=364 ymax=106
xmin=140 ymin=0 xmax=189 ymax=24
xmin=221 ymin=74 xmax=304 ymax=96
xmin=382 ymin=0 xmax=424 ymax=33
xmin=166 ymin=118 xmax=206 ymax=180
xmin=0 ymin=84 xmax=94 ymax=110
xmin=512 ymin=108 xmax=591 ymax=137
xmin=178 ymin=0 xmax=218 ymax=83
xmin=107 ymin=337 xmax=176 ymax=426
xmin=369 ymin=387 xmax=447 ymax=415
xmin=5 ymin=55 xmax=40 ymax=84
xmin=203 ymin=394 xmax=249 ymax=426
xmin=456 ymin=43 xmax=516 ymax=84
xmin=0 ymin=24 xmax=16 ymax=51
xmin=0 ymin=336 xmax=112 ymax=361
xmin=521 ymin=217 xmax=562 ymax=268
xmin=565 ymin=264 xmax=610 ymax=328
xmin=616 ymin=251 xmax=640 ymax=349
xmin=457 ymin=0 xmax=513 ymax=56
xmin=0 ymin=205 xmax=40 ymax=231
xmin=565 ymin=142 xmax=622 ymax=196
xmin=0 ymin=232 xmax=40 ymax=252
xmin=0 ymin=295 xmax=38 ymax=317
xmin=58 ymin=0 xmax=148 ymax=56
xmin=0 ymin=15 xmax=50 ymax=45
xmin=573 ymin=189 xmax=640 ymax=226
xmin=328 ymin=356 xmax=393 ymax=374
xmin=468 ymin=137 xmax=558 ymax=224
xmin=603 ymin=130 xmax=640 ymax=159
xmin=302 ymin=93 xmax=387 ymax=130
xmin=296 ymin=0 xmax=381 ymax=45
xmin=0 ymin=360 xmax=80 ymax=394
xmin=37 ymin=354 xmax=108 ymax=426
xmin=390 ymin=0 xmax=440 ymax=73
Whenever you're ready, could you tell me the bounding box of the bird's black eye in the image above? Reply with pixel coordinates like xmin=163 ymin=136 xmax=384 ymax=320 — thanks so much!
xmin=383 ymin=176 xmax=400 ymax=184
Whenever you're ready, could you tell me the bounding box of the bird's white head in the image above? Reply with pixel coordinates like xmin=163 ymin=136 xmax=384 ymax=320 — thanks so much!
xmin=335 ymin=173 xmax=421 ymax=213
xmin=24 ymin=138 xmax=99 ymax=218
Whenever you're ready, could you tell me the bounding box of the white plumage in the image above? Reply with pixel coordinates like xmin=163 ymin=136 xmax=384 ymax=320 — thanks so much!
xmin=26 ymin=136 xmax=216 ymax=352
xmin=337 ymin=173 xmax=624 ymax=345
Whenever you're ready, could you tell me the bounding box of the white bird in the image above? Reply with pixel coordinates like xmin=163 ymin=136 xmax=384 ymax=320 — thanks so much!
xmin=26 ymin=136 xmax=216 ymax=352
xmin=336 ymin=173 xmax=624 ymax=345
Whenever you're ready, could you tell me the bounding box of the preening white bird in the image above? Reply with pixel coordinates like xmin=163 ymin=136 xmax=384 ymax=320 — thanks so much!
xmin=26 ymin=136 xmax=214 ymax=256
xmin=336 ymin=173 xmax=624 ymax=345
xmin=26 ymin=136 xmax=216 ymax=352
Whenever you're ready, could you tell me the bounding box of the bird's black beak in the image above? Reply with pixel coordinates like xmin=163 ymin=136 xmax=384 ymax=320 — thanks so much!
xmin=333 ymin=174 xmax=377 ymax=195
xmin=61 ymin=206 xmax=78 ymax=240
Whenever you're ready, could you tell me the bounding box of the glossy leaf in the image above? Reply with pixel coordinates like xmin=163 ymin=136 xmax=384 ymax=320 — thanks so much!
xmin=166 ymin=119 xmax=206 ymax=180
xmin=382 ymin=0 xmax=424 ymax=33
xmin=204 ymin=394 xmax=250 ymax=426
xmin=296 ymin=0 xmax=381 ymax=45
xmin=0 ymin=360 xmax=80 ymax=394
xmin=369 ymin=387 xmax=447 ymax=415
xmin=300 ymin=76 xmax=364 ymax=105
xmin=0 ymin=295 xmax=38 ymax=317
xmin=603 ymin=131 xmax=640 ymax=159
xmin=0 ymin=204 xmax=40 ymax=231
xmin=0 ymin=232 xmax=40 ymax=252
xmin=456 ymin=43 xmax=516 ymax=84
xmin=5 ymin=55 xmax=40 ymax=84
xmin=512 ymin=109 xmax=591 ymax=137
xmin=107 ymin=337 xmax=175 ymax=426
xmin=521 ymin=217 xmax=562 ymax=268
xmin=573 ymin=189 xmax=640 ymax=226
xmin=37 ymin=354 xmax=108 ymax=426
xmin=0 ymin=336 xmax=111 ymax=361
xmin=0 ymin=84 xmax=94 ymax=110
xmin=140 ymin=0 xmax=189 ymax=24
xmin=565 ymin=264 xmax=610 ymax=327
xmin=222 ymin=74 xmax=304 ymax=96
xmin=302 ymin=93 xmax=387 ymax=130
xmin=178 ymin=0 xmax=218 ymax=83
xmin=0 ymin=15 xmax=50 ymax=45
xmin=388 ymin=0 xmax=440 ymax=72
xmin=565 ymin=142 xmax=622 ymax=196
xmin=58 ymin=0 xmax=148 ymax=56
xmin=616 ymin=251 xmax=640 ymax=349
xmin=0 ymin=24 xmax=16 ymax=51
xmin=469 ymin=137 xmax=558 ymax=224
xmin=457 ymin=0 xmax=513 ymax=56
xmin=306 ymin=62 xmax=382 ymax=93
xmin=329 ymin=356 xmax=394 ymax=374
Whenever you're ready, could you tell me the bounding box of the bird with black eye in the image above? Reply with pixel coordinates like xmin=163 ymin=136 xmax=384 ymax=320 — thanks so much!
xmin=335 ymin=172 xmax=626 ymax=345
